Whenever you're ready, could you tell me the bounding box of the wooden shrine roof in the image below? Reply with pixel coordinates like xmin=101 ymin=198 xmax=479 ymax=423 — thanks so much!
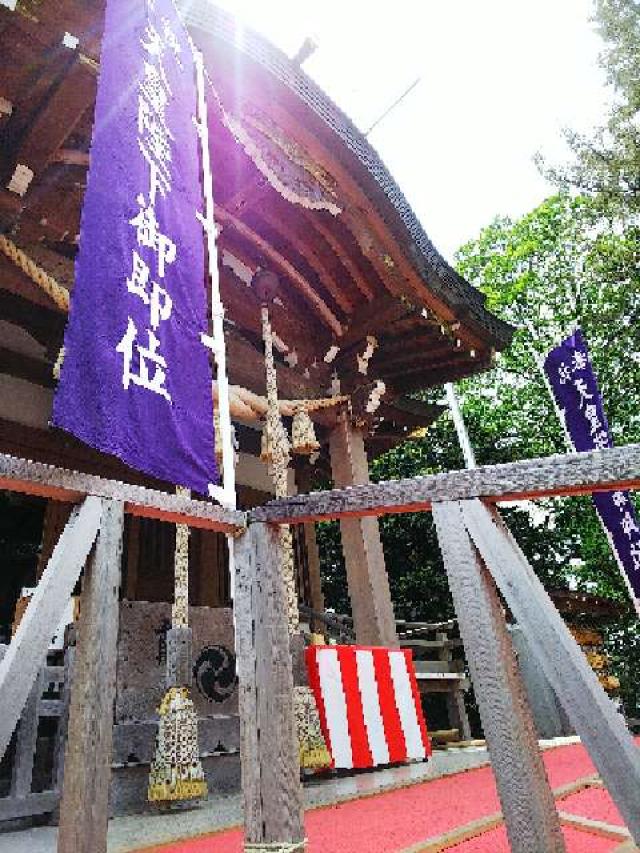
xmin=0 ymin=0 xmax=513 ymax=456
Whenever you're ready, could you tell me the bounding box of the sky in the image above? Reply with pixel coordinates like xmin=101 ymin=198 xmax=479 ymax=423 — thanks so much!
xmin=212 ymin=0 xmax=611 ymax=260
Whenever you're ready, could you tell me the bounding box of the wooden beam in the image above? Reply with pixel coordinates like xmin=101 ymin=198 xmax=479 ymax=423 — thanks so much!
xmin=0 ymin=346 xmax=53 ymax=387
xmin=226 ymin=331 xmax=321 ymax=402
xmin=57 ymin=498 xmax=124 ymax=853
xmin=463 ymin=500 xmax=640 ymax=843
xmin=0 ymin=268 xmax=67 ymax=328
xmin=234 ymin=522 xmax=305 ymax=848
xmin=254 ymin=202 xmax=356 ymax=314
xmin=302 ymin=210 xmax=376 ymax=300
xmin=338 ymin=294 xmax=412 ymax=350
xmin=0 ymin=496 xmax=102 ymax=761
xmin=11 ymin=57 xmax=96 ymax=178
xmin=388 ymin=357 xmax=492 ymax=395
xmin=50 ymin=148 xmax=90 ymax=167
xmin=0 ymin=452 xmax=245 ymax=533
xmin=216 ymin=206 xmax=343 ymax=336
xmin=432 ymin=501 xmax=565 ymax=852
xmin=251 ymin=443 xmax=640 ymax=525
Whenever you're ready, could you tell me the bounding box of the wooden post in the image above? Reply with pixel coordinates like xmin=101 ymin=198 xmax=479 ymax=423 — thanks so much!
xmin=9 ymin=670 xmax=42 ymax=800
xmin=0 ymin=496 xmax=102 ymax=761
xmin=432 ymin=501 xmax=565 ymax=853
xmin=295 ymin=465 xmax=325 ymax=622
xmin=57 ymin=499 xmax=124 ymax=853
xmin=329 ymin=413 xmax=397 ymax=645
xmin=462 ymin=499 xmax=640 ymax=843
xmin=234 ymin=522 xmax=305 ymax=850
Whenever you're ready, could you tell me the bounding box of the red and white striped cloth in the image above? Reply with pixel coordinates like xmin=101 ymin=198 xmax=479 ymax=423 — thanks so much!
xmin=306 ymin=645 xmax=431 ymax=769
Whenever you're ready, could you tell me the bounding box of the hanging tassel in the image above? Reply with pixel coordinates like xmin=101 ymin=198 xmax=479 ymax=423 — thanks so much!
xmin=148 ymin=487 xmax=207 ymax=804
xmin=148 ymin=687 xmax=208 ymax=802
xmin=294 ymin=685 xmax=332 ymax=770
xmin=291 ymin=405 xmax=320 ymax=456
xmin=259 ymin=299 xmax=331 ymax=773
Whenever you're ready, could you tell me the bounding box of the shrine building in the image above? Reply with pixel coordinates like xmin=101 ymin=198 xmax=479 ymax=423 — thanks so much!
xmin=0 ymin=0 xmax=512 ymax=815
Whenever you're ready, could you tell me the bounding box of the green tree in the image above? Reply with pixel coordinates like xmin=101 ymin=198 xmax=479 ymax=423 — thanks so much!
xmin=318 ymin=191 xmax=640 ymax=716
xmin=537 ymin=0 xmax=640 ymax=211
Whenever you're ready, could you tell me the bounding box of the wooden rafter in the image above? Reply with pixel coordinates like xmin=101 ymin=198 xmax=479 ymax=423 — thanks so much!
xmin=252 ymin=203 xmax=355 ymax=315
xmin=219 ymin=266 xmax=329 ymax=368
xmin=264 ymin=97 xmax=489 ymax=350
xmin=9 ymin=56 xmax=96 ymax=180
xmin=216 ymin=206 xmax=343 ymax=336
xmin=302 ymin=210 xmax=376 ymax=301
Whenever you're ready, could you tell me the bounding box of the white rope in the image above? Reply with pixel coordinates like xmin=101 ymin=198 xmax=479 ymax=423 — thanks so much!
xmin=245 ymin=840 xmax=307 ymax=852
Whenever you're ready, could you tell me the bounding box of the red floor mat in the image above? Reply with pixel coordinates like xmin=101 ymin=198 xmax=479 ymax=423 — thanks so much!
xmin=448 ymin=825 xmax=619 ymax=853
xmin=137 ymin=741 xmax=638 ymax=853
xmin=559 ymin=785 xmax=625 ymax=827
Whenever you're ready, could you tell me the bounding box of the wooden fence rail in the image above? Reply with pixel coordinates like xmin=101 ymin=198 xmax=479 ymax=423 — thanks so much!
xmin=252 ymin=442 xmax=640 ymax=524
xmin=0 ymin=452 xmax=245 ymax=534
xmin=0 ymin=445 xmax=639 ymax=852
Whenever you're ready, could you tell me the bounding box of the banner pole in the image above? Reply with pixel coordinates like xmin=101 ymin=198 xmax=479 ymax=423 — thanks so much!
xmin=193 ymin=48 xmax=238 ymax=609
xmin=193 ymin=47 xmax=236 ymax=513
xmin=445 ymin=382 xmax=477 ymax=470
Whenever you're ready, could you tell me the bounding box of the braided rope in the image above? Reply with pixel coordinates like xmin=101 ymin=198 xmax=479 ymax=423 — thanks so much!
xmin=0 ymin=234 xmax=70 ymax=312
xmin=245 ymin=840 xmax=307 ymax=852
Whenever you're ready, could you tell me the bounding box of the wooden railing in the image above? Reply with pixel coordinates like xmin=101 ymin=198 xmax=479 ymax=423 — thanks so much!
xmin=0 ymin=644 xmax=73 ymax=822
xmin=0 ymin=446 xmax=640 ymax=852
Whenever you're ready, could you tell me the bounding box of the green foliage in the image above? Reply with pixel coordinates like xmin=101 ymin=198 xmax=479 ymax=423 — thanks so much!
xmin=537 ymin=0 xmax=640 ymax=211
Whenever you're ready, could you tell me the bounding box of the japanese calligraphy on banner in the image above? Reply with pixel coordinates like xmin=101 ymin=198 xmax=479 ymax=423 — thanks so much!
xmin=544 ymin=329 xmax=640 ymax=600
xmin=53 ymin=0 xmax=217 ymax=493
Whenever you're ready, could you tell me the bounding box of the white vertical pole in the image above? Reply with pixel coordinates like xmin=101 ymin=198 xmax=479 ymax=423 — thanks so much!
xmin=193 ymin=48 xmax=237 ymax=600
xmin=193 ymin=49 xmax=235 ymax=509
xmin=445 ymin=382 xmax=477 ymax=470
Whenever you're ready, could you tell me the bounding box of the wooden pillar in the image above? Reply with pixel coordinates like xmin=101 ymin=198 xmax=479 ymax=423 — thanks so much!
xmin=328 ymin=414 xmax=397 ymax=646
xmin=294 ymin=465 xmax=325 ymax=619
xmin=433 ymin=501 xmax=565 ymax=853
xmin=463 ymin=499 xmax=640 ymax=844
xmin=57 ymin=499 xmax=124 ymax=853
xmin=446 ymin=688 xmax=472 ymax=742
xmin=234 ymin=522 xmax=304 ymax=850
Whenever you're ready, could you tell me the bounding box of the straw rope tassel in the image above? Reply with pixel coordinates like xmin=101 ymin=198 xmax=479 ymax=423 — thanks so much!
xmin=148 ymin=486 xmax=207 ymax=803
xmin=0 ymin=234 xmax=70 ymax=312
xmin=261 ymin=306 xmax=331 ymax=772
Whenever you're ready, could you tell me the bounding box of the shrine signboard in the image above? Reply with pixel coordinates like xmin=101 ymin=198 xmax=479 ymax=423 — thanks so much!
xmin=53 ymin=0 xmax=217 ymax=494
xmin=545 ymin=329 xmax=640 ymax=602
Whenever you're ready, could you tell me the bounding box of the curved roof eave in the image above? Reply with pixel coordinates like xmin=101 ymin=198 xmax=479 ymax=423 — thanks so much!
xmin=181 ymin=1 xmax=514 ymax=351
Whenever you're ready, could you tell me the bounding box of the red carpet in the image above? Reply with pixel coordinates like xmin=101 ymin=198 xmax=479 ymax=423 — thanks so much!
xmin=136 ymin=741 xmax=636 ymax=853
xmin=450 ymin=825 xmax=619 ymax=852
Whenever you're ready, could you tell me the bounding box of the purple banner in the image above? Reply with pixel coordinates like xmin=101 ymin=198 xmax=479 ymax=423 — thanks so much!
xmin=53 ymin=0 xmax=217 ymax=494
xmin=544 ymin=329 xmax=640 ymax=599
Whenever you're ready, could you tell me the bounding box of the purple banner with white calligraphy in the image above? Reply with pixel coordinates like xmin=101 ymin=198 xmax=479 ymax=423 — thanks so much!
xmin=544 ymin=329 xmax=640 ymax=600
xmin=53 ymin=0 xmax=217 ymax=493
